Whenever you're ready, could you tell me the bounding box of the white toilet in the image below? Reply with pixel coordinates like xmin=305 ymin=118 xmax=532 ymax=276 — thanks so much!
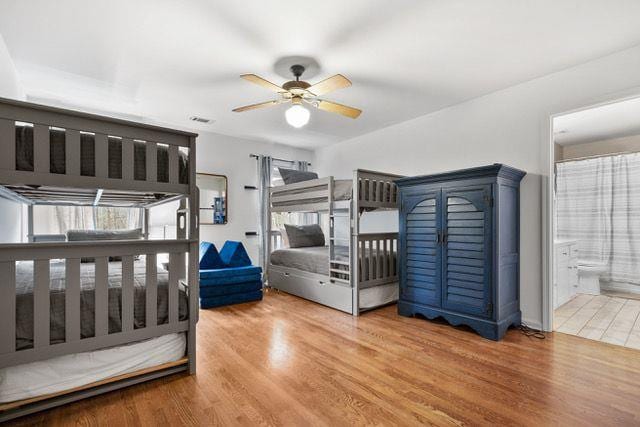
xmin=577 ymin=262 xmax=606 ymax=295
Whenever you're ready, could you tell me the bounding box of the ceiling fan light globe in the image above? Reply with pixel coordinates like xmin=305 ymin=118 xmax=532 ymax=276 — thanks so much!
xmin=285 ymin=104 xmax=310 ymax=128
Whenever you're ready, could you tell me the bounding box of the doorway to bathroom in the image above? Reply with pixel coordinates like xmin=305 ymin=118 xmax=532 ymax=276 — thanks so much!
xmin=551 ymin=96 xmax=640 ymax=349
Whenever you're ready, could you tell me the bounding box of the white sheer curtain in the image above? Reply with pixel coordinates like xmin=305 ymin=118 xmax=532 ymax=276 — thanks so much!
xmin=53 ymin=206 xmax=95 ymax=233
xmin=556 ymin=153 xmax=640 ymax=285
xmin=48 ymin=206 xmax=142 ymax=234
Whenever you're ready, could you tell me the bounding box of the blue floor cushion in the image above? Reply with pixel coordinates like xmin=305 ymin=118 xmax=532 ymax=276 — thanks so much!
xmin=200 ymin=281 xmax=262 ymax=298
xmin=199 ymin=265 xmax=262 ymax=280
xmin=199 ymin=242 xmax=226 ymax=269
xmin=200 ymin=290 xmax=263 ymax=309
xmin=200 ymin=273 xmax=262 ymax=287
xmin=219 ymin=241 xmax=253 ymax=268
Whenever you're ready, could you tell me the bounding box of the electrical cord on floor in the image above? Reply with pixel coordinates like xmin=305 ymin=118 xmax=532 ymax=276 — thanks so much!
xmin=519 ymin=323 xmax=546 ymax=339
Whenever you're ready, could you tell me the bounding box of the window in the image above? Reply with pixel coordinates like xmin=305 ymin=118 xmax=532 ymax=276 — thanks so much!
xmin=271 ymin=159 xmax=297 ymax=230
xmin=269 ymin=159 xmax=317 ymax=231
xmin=271 ymin=159 xmax=295 ymax=187
xmin=94 ymin=206 xmax=141 ymax=230
xmin=32 ymin=205 xmax=142 ymax=235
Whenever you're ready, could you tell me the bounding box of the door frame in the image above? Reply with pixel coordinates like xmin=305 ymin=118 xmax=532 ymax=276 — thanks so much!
xmin=543 ymin=89 xmax=640 ymax=332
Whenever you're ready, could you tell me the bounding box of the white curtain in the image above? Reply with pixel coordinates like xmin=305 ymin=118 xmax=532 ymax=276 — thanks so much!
xmin=257 ymin=155 xmax=272 ymax=279
xmin=556 ymin=153 xmax=640 ymax=285
xmin=51 ymin=206 xmax=142 ymax=234
xmin=53 ymin=206 xmax=95 ymax=233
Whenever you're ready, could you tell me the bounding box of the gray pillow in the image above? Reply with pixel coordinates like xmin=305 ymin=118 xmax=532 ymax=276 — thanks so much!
xmin=283 ymin=224 xmax=325 ymax=248
xmin=67 ymin=229 xmax=143 ymax=241
xmin=278 ymin=167 xmax=318 ymax=185
xmin=67 ymin=229 xmax=143 ymax=262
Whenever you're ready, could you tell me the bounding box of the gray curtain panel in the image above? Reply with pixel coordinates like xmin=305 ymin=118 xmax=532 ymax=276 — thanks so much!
xmin=257 ymin=155 xmax=273 ymax=281
xmin=556 ymin=153 xmax=640 ymax=286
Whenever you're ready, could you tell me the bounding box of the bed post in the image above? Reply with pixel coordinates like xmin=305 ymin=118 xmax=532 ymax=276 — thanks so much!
xmin=143 ymin=208 xmax=150 ymax=239
xmin=266 ymin=186 xmax=272 ymax=287
xmin=27 ymin=205 xmax=34 ymax=243
xmin=328 ymin=176 xmax=334 ymax=288
xmin=352 ymin=170 xmax=360 ymax=316
xmin=187 ymin=136 xmax=199 ymax=375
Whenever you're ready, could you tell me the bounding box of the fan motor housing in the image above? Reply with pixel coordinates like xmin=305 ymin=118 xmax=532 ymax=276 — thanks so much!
xmin=282 ymin=80 xmax=311 ymax=92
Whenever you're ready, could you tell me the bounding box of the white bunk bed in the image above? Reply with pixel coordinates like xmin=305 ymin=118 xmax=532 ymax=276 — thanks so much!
xmin=268 ymin=169 xmax=402 ymax=315
xmin=0 ymin=97 xmax=199 ymax=421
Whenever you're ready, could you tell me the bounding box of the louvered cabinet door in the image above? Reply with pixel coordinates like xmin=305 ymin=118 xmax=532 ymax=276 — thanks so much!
xmin=400 ymin=191 xmax=442 ymax=307
xmin=442 ymin=186 xmax=493 ymax=317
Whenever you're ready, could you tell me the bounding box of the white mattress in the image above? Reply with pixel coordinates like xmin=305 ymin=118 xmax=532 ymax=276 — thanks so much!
xmin=0 ymin=333 xmax=186 ymax=403
xmin=360 ymin=282 xmax=399 ymax=310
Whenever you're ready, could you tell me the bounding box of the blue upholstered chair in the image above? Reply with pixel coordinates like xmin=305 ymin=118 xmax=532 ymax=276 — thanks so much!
xmin=198 ymin=241 xmax=263 ymax=309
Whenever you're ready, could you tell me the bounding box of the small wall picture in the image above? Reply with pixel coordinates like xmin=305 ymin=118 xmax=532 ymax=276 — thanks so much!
xmin=196 ymin=173 xmax=228 ymax=225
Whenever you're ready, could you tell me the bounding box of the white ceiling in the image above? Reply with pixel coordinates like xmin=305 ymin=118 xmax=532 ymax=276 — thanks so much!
xmin=2 ymin=1 xmax=640 ymax=149
xmin=554 ymin=96 xmax=640 ymax=145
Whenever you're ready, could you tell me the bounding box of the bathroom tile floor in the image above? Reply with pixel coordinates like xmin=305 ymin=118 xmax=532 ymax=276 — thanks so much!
xmin=555 ymin=293 xmax=640 ymax=349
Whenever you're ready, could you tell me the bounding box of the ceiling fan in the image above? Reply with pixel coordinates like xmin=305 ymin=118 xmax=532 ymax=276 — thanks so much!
xmin=232 ymin=64 xmax=362 ymax=128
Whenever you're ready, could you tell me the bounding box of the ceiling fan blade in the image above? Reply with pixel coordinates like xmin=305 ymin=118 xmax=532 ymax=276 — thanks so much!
xmin=240 ymin=74 xmax=286 ymax=93
xmin=315 ymin=100 xmax=361 ymax=119
xmin=307 ymin=74 xmax=352 ymax=96
xmin=232 ymin=100 xmax=283 ymax=112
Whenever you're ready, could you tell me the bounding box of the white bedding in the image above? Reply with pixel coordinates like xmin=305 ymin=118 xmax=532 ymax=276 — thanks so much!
xmin=0 ymin=333 xmax=186 ymax=403
xmin=360 ymin=282 xmax=399 ymax=310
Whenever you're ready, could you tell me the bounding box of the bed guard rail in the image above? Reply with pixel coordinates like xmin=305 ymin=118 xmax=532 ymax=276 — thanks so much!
xmin=0 ymin=97 xmax=196 ymax=196
xmin=0 ymin=239 xmax=196 ymax=368
xmin=356 ymin=232 xmax=398 ymax=288
xmin=355 ymin=169 xmax=403 ymax=211
xmin=270 ymin=177 xmax=334 ymax=213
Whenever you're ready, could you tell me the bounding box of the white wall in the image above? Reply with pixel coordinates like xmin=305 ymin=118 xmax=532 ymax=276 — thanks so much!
xmin=0 ymin=198 xmax=23 ymax=243
xmin=0 ymin=34 xmax=23 ymax=99
xmin=0 ymin=35 xmax=25 ymax=243
xmin=314 ymin=44 xmax=640 ymax=329
xmin=196 ymin=131 xmax=313 ymax=263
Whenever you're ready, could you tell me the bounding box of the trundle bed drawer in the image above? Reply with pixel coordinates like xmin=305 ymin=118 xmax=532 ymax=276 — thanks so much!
xmin=269 ymin=266 xmax=353 ymax=314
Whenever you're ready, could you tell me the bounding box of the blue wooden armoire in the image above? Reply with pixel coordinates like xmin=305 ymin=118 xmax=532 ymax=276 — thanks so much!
xmin=395 ymin=164 xmax=526 ymax=340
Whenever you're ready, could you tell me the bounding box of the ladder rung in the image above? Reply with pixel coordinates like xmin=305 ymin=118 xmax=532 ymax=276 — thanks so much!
xmin=330 ymin=268 xmax=350 ymax=275
xmin=329 ymin=237 xmax=349 ymax=241
xmin=330 ymin=260 xmax=349 ymax=265
xmin=330 ymin=277 xmax=350 ymax=284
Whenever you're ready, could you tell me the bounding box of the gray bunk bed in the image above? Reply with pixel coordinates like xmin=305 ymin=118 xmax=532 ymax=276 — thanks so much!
xmin=0 ymin=97 xmax=199 ymax=421
xmin=268 ymin=170 xmax=402 ymax=315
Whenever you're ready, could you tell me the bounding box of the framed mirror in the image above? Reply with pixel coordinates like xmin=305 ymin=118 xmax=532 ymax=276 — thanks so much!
xmin=196 ymin=173 xmax=228 ymax=225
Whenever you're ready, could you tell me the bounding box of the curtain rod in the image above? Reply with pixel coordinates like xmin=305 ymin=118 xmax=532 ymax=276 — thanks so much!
xmin=556 ymin=150 xmax=638 ymax=164
xmin=249 ymin=153 xmax=311 ymax=166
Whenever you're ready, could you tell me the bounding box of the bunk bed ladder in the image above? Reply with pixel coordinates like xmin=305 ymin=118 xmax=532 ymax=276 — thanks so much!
xmin=328 ymin=178 xmax=351 ymax=286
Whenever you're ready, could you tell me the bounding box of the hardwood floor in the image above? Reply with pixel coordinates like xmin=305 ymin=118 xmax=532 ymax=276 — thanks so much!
xmin=555 ymin=293 xmax=640 ymax=349
xmin=8 ymin=290 xmax=640 ymax=426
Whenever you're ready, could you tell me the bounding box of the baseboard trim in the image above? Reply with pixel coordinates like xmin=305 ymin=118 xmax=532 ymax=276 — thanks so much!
xmin=601 ymin=281 xmax=640 ymax=295
xmin=521 ymin=317 xmax=543 ymax=331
